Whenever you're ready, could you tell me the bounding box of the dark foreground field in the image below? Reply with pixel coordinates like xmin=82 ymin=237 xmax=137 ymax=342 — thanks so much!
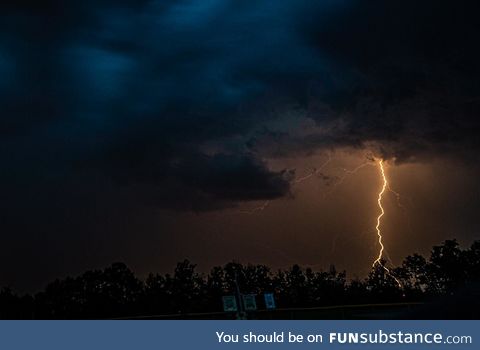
xmin=120 ymin=302 xmax=421 ymax=320
xmin=121 ymin=285 xmax=480 ymax=320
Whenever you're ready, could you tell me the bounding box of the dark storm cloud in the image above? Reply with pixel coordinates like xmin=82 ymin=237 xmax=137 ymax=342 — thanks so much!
xmin=299 ymin=1 xmax=480 ymax=162
xmin=1 ymin=0 xmax=480 ymax=212
xmin=244 ymin=2 xmax=480 ymax=164
xmin=2 ymin=0 xmax=323 ymax=209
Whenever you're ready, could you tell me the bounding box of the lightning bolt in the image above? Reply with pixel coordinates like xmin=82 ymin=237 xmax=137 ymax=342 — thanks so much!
xmin=373 ymin=160 xmax=388 ymax=266
xmin=237 ymin=153 xmax=405 ymax=291
xmin=388 ymin=184 xmax=416 ymax=244
xmin=294 ymin=153 xmax=332 ymax=184
xmin=387 ymin=185 xmax=407 ymax=212
xmin=323 ymin=160 xmax=375 ymax=198
xmin=239 ymin=200 xmax=270 ymax=214
xmin=372 ymin=160 xmax=402 ymax=288
xmin=239 ymin=153 xmax=332 ymax=214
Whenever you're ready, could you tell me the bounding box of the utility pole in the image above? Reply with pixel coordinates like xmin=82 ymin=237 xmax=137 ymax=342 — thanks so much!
xmin=234 ymin=271 xmax=246 ymax=319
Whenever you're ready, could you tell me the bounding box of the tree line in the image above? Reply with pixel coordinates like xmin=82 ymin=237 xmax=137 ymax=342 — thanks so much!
xmin=0 ymin=239 xmax=479 ymax=319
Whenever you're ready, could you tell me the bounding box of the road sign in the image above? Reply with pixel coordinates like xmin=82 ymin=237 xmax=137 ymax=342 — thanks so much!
xmin=222 ymin=295 xmax=238 ymax=312
xmin=264 ymin=293 xmax=276 ymax=309
xmin=242 ymin=294 xmax=257 ymax=311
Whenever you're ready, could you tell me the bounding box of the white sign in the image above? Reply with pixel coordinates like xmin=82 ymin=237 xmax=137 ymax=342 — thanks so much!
xmin=222 ymin=295 xmax=238 ymax=312
xmin=242 ymin=294 xmax=257 ymax=311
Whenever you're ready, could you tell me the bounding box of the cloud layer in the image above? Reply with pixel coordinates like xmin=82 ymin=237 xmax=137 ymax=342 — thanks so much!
xmin=1 ymin=0 xmax=479 ymax=211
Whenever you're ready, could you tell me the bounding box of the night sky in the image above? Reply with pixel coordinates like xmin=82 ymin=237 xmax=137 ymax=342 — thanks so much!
xmin=2 ymin=1 xmax=480 ymax=292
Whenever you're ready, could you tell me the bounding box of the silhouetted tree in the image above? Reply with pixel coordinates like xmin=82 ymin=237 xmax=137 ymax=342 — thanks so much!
xmin=2 ymin=238 xmax=480 ymax=319
xmin=143 ymin=273 xmax=169 ymax=314
xmin=35 ymin=262 xmax=143 ymax=319
xmin=346 ymin=278 xmax=368 ymax=304
xmin=204 ymin=266 xmax=227 ymax=311
xmin=428 ymin=240 xmax=466 ymax=294
xmin=0 ymin=288 xmax=33 ymax=319
xmin=170 ymin=259 xmax=204 ymax=313
xmin=395 ymin=253 xmax=429 ymax=299
xmin=366 ymin=260 xmax=402 ymax=301
xmin=277 ymin=265 xmax=308 ymax=307
xmin=463 ymin=240 xmax=480 ymax=281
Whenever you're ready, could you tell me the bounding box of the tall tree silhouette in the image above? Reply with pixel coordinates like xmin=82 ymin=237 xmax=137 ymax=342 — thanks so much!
xmin=366 ymin=260 xmax=402 ymax=302
xmin=2 ymin=239 xmax=480 ymax=319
